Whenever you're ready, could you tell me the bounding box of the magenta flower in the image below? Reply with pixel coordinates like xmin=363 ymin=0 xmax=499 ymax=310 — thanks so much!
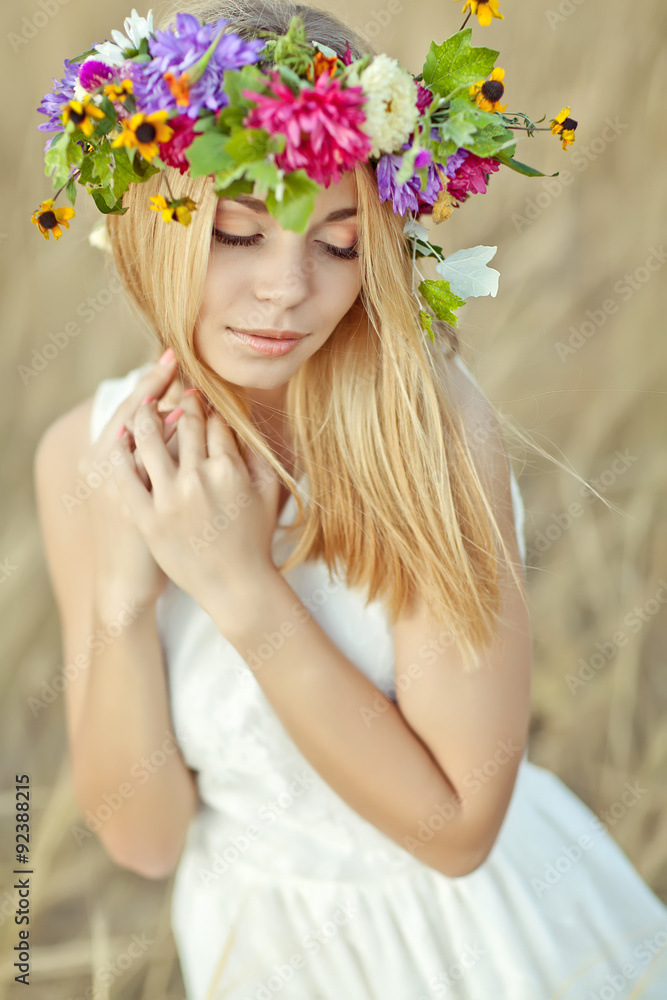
xmin=416 ymin=82 xmax=434 ymax=114
xmin=242 ymin=71 xmax=373 ymax=187
xmin=159 ymin=114 xmax=200 ymax=174
xmin=446 ymin=152 xmax=500 ymax=204
xmin=78 ymin=59 xmax=116 ymax=93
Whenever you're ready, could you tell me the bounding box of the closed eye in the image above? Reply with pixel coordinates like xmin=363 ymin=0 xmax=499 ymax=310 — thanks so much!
xmin=211 ymin=228 xmax=359 ymax=261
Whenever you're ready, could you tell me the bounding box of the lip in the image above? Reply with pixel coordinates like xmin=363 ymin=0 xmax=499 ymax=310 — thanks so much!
xmin=227 ymin=327 xmax=308 ymax=357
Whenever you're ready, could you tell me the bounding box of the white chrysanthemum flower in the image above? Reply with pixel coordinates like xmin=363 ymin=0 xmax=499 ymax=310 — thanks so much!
xmin=358 ymin=54 xmax=420 ymax=159
xmin=88 ymin=221 xmax=112 ymax=253
xmin=93 ymin=8 xmax=154 ymax=67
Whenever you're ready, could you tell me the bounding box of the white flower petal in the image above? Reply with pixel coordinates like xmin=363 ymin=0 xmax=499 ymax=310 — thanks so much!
xmin=92 ymin=41 xmax=127 ymax=67
xmin=359 ymin=54 xmax=419 ymax=158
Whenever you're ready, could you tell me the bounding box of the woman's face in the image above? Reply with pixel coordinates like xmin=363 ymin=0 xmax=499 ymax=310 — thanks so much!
xmin=194 ymin=170 xmax=362 ymax=402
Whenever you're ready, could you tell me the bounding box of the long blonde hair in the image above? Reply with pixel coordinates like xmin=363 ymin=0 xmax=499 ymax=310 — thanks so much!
xmin=105 ymin=0 xmax=600 ymax=673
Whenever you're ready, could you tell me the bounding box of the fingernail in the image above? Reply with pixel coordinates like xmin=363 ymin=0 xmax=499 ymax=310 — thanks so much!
xmin=164 ymin=407 xmax=184 ymax=425
xmin=141 ymin=394 xmax=155 ymax=405
xmin=116 ymin=424 xmax=126 ymax=439
xmin=183 ymin=388 xmax=199 ymax=396
xmin=159 ymin=347 xmax=175 ymax=364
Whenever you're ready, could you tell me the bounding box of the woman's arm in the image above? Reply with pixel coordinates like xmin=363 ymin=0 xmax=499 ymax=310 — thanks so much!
xmin=34 ymin=400 xmax=199 ymax=880
xmin=205 ymin=368 xmax=531 ymax=880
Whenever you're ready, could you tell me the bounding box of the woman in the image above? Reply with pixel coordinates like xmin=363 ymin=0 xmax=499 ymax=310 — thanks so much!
xmin=34 ymin=1 xmax=667 ymax=998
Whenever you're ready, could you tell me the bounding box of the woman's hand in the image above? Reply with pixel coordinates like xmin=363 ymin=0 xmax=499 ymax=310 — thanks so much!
xmin=111 ymin=386 xmax=284 ymax=621
xmin=82 ymin=352 xmax=184 ymax=616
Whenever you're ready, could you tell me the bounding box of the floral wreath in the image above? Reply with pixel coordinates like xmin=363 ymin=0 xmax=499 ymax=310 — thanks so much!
xmin=32 ymin=1 xmax=578 ymax=340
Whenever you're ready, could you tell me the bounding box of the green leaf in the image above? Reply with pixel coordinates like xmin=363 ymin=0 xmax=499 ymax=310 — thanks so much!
xmin=90 ymin=144 xmax=115 ymax=186
xmin=65 ymin=176 xmax=78 ymax=207
xmin=91 ymin=187 xmax=123 ymax=213
xmin=225 ymin=127 xmax=271 ymax=164
xmin=186 ymin=131 xmax=236 ymax=176
xmin=192 ymin=113 xmax=218 ymax=133
xmin=266 ymin=170 xmax=321 ymax=233
xmin=419 ymin=279 xmax=466 ymax=327
xmin=435 ymin=245 xmax=500 ymax=299
xmin=276 ymin=63 xmax=305 ymax=94
xmin=222 ymin=64 xmax=267 ymax=105
xmin=213 ymin=162 xmax=253 ymax=194
xmin=439 ymin=111 xmax=477 ymax=149
xmin=44 ymin=131 xmax=70 ymax=185
xmin=419 ymin=310 xmax=435 ymax=343
xmin=467 ymin=121 xmax=515 ymax=158
xmin=493 ymin=150 xmax=557 ymax=178
xmin=244 ymin=159 xmax=280 ymax=198
xmin=423 ymin=29 xmax=498 ymax=97
xmin=66 ymin=139 xmax=84 ymax=168
xmin=213 ymin=177 xmax=255 ymax=200
xmin=111 ymin=145 xmax=141 ymax=199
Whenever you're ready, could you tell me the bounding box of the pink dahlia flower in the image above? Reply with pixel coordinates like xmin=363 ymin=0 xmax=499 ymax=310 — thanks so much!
xmin=446 ymin=152 xmax=500 ymax=204
xmin=159 ymin=114 xmax=200 ymax=174
xmin=242 ymin=71 xmax=373 ymax=187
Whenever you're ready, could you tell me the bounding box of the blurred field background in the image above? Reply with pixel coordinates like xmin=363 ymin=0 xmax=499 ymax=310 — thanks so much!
xmin=1 ymin=0 xmax=666 ymax=996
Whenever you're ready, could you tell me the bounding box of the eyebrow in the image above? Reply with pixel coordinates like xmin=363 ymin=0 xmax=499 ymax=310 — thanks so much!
xmin=223 ymin=194 xmax=358 ymax=224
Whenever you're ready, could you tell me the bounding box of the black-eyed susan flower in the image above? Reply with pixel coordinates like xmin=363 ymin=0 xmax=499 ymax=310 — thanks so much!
xmin=31 ymin=198 xmax=75 ymax=241
xmin=103 ymin=78 xmax=134 ymax=103
xmin=457 ymin=0 xmax=504 ymax=26
xmin=469 ymin=67 xmax=507 ymax=113
xmin=61 ymin=97 xmax=106 ymax=138
xmin=550 ymin=106 xmax=578 ymax=150
xmin=149 ymin=194 xmax=198 ymax=226
xmin=110 ymin=110 xmax=174 ymax=161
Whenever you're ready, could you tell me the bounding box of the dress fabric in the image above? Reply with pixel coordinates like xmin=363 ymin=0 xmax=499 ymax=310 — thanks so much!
xmin=90 ymin=359 xmax=667 ymax=1000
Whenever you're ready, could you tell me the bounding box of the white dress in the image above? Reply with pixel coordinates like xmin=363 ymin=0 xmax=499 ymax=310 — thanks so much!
xmin=91 ymin=359 xmax=667 ymax=1000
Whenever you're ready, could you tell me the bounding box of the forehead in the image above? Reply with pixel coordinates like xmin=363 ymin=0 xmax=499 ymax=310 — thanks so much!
xmin=217 ymin=170 xmax=358 ymax=224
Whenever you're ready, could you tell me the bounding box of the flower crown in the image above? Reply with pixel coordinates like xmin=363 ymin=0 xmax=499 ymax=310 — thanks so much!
xmin=33 ymin=2 xmax=578 ymax=340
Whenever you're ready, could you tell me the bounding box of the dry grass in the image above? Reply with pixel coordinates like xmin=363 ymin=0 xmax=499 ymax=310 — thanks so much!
xmin=1 ymin=0 xmax=666 ymax=996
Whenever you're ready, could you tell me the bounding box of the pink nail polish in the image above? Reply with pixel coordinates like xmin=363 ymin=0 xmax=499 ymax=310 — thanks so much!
xmin=116 ymin=424 xmax=126 ymax=439
xmin=159 ymin=347 xmax=175 ymax=364
xmin=183 ymin=388 xmax=198 ymax=396
xmin=141 ymin=394 xmax=155 ymax=405
xmin=164 ymin=407 xmax=184 ymax=425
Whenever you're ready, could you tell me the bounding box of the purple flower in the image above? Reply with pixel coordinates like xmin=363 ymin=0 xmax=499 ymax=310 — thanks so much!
xmin=442 ymin=148 xmax=469 ymax=178
xmin=36 ymin=58 xmax=79 ymax=133
xmin=376 ymin=144 xmax=445 ymax=215
xmin=127 ymin=13 xmax=265 ymax=119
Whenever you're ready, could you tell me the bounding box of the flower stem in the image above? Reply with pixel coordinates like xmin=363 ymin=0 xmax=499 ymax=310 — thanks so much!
xmin=459 ymin=10 xmax=472 ymax=31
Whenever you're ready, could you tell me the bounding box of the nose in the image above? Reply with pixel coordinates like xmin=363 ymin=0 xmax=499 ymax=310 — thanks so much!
xmin=253 ymin=236 xmax=312 ymax=310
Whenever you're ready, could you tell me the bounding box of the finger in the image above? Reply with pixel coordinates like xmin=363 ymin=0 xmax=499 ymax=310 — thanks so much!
xmin=110 ymin=349 xmax=179 ymax=440
xmin=173 ymin=390 xmax=208 ymax=473
xmin=205 ymin=410 xmax=238 ymax=461
xmin=132 ymin=397 xmax=177 ymax=495
xmin=113 ymin=429 xmax=154 ymax=530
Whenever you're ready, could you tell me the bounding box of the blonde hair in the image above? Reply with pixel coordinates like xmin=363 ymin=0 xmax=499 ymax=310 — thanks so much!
xmin=105 ymin=0 xmax=611 ymax=677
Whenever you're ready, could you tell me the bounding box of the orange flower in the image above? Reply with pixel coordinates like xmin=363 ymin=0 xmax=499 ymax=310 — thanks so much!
xmin=164 ymin=70 xmax=191 ymax=108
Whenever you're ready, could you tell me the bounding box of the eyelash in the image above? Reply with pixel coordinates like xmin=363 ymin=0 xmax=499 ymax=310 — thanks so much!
xmin=211 ymin=228 xmax=359 ymax=261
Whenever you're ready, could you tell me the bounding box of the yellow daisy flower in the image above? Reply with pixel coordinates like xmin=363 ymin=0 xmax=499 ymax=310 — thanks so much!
xmin=31 ymin=198 xmax=75 ymax=241
xmin=459 ymin=0 xmax=504 ymax=26
xmin=550 ymin=106 xmax=578 ymax=150
xmin=61 ymin=97 xmax=106 ymax=138
xmin=111 ymin=111 xmax=174 ymax=162
xmin=149 ymin=194 xmax=198 ymax=226
xmin=103 ymin=78 xmax=134 ymax=103
xmin=469 ymin=67 xmax=507 ymax=113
